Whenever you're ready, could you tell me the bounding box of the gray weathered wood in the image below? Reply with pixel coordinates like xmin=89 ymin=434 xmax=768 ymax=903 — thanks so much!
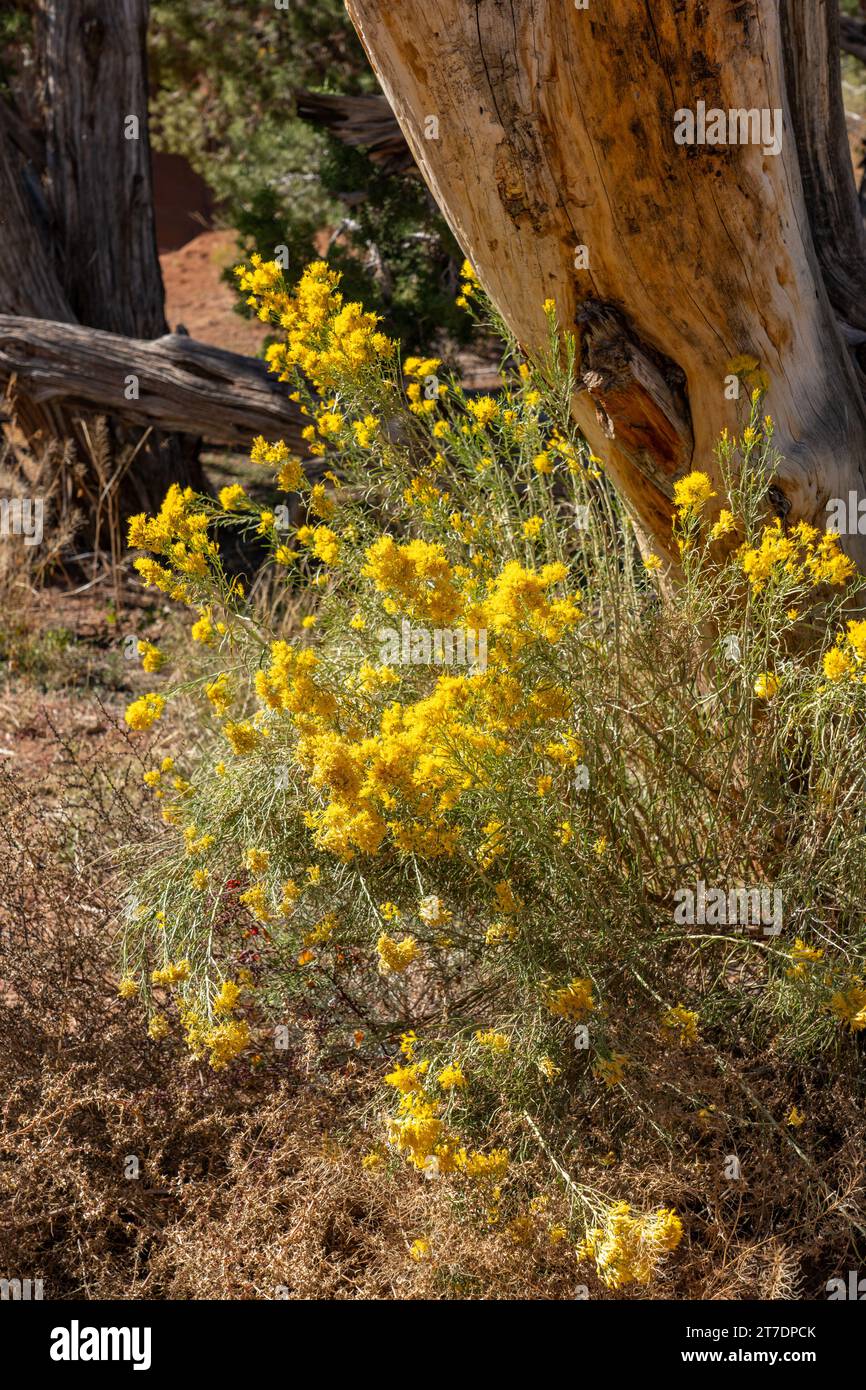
xmin=38 ymin=0 xmax=167 ymax=337
xmin=0 ymin=318 xmax=304 ymax=450
xmin=345 ymin=0 xmax=866 ymax=568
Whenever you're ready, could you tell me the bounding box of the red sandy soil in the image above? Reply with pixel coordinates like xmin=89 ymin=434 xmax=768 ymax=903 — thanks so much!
xmin=161 ymin=228 xmax=269 ymax=356
xmin=154 ymin=150 xmax=269 ymax=356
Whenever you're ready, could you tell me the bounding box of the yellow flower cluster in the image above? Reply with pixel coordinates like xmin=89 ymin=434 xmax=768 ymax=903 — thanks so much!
xmin=362 ymin=536 xmax=463 ymax=625
xmin=673 ymin=471 xmax=716 ymax=520
xmin=660 ymin=1003 xmax=699 ymax=1047
xmin=125 ymin=693 xmax=165 ymax=731
xmin=828 ymin=984 xmax=866 ymax=1031
xmin=740 ymin=519 xmax=855 ymax=594
xmin=377 ymin=933 xmax=419 ymax=974
xmin=822 ymin=619 xmax=866 ymax=683
xmin=578 ymin=1202 xmax=683 ymax=1288
xmin=235 ymin=258 xmax=394 ymax=391
xmin=250 ymin=435 xmax=306 ymax=492
xmin=151 ymin=959 xmax=191 ymax=987
xmin=455 ymin=259 xmax=481 ymax=310
xmin=545 ymin=977 xmax=595 ymax=1021
xmin=787 ymin=938 xmax=824 ymax=979
xmin=128 ymin=483 xmax=217 ymax=603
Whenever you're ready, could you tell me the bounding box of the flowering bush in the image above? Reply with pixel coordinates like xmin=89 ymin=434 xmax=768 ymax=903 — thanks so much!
xmin=119 ymin=259 xmax=866 ymax=1292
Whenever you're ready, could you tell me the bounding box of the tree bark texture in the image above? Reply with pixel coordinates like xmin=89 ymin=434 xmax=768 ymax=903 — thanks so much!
xmin=345 ymin=0 xmax=866 ymax=566
xmin=0 ymin=318 xmax=305 ymax=451
xmin=37 ymin=0 xmax=167 ymax=337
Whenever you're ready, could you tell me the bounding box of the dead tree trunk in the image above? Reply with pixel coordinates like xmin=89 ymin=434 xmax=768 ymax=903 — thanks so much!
xmin=38 ymin=0 xmax=167 ymax=338
xmin=346 ymin=0 xmax=866 ymax=567
xmin=0 ymin=0 xmax=204 ymax=518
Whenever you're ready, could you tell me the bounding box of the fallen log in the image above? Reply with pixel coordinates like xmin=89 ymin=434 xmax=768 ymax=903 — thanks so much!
xmin=0 ymin=317 xmax=304 ymax=451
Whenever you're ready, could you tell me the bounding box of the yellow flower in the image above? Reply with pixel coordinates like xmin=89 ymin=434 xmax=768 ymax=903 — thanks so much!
xmin=117 ymin=975 xmax=138 ymax=999
xmin=458 ymin=1148 xmax=509 ymax=1182
xmin=475 ymin=1029 xmax=510 ymax=1054
xmin=673 ymin=470 xmax=716 ymax=519
xmin=147 ymin=1014 xmax=170 ymax=1041
xmin=786 ymin=1106 xmax=806 ymax=1127
xmin=753 ymin=672 xmax=779 ymax=700
xmin=213 ymin=980 xmax=242 ymax=1015
xmin=437 ymin=1061 xmax=466 ymax=1089
xmin=202 ymin=1019 xmax=249 ymax=1070
xmin=594 ymin=1051 xmax=629 ymax=1087
xmin=485 ymin=920 xmax=516 ymax=945
xmin=466 ymin=395 xmax=498 ymax=428
xmin=493 ymin=879 xmax=523 ymax=914
xmin=709 ymin=509 xmax=736 ymax=541
xmin=137 ymin=639 xmax=165 ymax=673
xmin=377 ymin=933 xmax=419 ymax=974
xmin=829 ymin=985 xmax=866 ymax=1031
xmin=409 ymin=1238 xmax=432 ymax=1262
xmin=823 ymin=647 xmax=852 ymax=682
xmin=660 ymin=1003 xmax=699 ymax=1047
xmin=545 ymin=977 xmax=595 ymax=1021
xmin=418 ymin=894 xmax=451 ymax=928
xmin=218 ymin=483 xmax=248 ymax=511
xmin=124 ymin=693 xmax=165 ymax=731
xmin=578 ymin=1203 xmax=683 ymax=1288
xmin=152 ymin=959 xmax=191 ymax=987
xmin=223 ymin=721 xmax=260 ymax=755
xmin=244 ymin=847 xmax=270 ymax=876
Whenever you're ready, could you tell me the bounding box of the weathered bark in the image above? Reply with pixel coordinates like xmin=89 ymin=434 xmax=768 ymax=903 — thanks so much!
xmin=0 ymin=1 xmax=205 ymax=518
xmin=37 ymin=0 xmax=167 ymax=338
xmin=0 ymin=318 xmax=304 ymax=450
xmin=296 ymin=89 xmax=416 ymax=174
xmin=345 ymin=0 xmax=866 ymax=566
xmin=781 ymin=0 xmax=866 ymax=335
xmin=0 ymin=102 xmax=70 ymax=322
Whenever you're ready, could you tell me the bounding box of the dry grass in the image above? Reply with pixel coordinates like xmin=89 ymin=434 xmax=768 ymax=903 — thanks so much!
xmin=0 ymin=564 xmax=863 ymax=1299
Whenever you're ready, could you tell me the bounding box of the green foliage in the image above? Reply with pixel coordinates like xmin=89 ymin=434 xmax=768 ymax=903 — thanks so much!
xmin=233 ymin=137 xmax=473 ymax=350
xmin=148 ymin=0 xmax=475 ymax=350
